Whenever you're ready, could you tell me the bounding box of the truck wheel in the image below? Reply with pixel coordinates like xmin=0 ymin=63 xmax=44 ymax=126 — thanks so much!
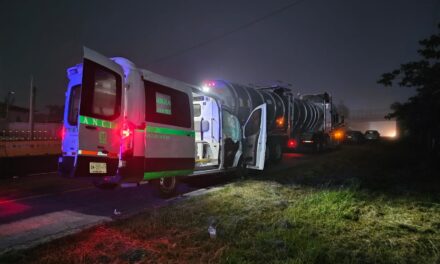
xmin=314 ymin=140 xmax=323 ymax=153
xmin=271 ymin=142 xmax=283 ymax=163
xmin=157 ymin=176 xmax=177 ymax=198
xmin=319 ymin=138 xmax=327 ymax=152
xmin=265 ymin=144 xmax=270 ymax=161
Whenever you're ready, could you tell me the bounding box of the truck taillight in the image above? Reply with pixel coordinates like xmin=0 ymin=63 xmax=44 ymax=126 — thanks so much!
xmin=333 ymin=130 xmax=344 ymax=140
xmin=276 ymin=117 xmax=285 ymax=127
xmin=287 ymin=139 xmax=297 ymax=148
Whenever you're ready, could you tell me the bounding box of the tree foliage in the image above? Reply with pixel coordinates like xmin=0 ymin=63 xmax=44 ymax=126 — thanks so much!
xmin=378 ymin=24 xmax=440 ymax=153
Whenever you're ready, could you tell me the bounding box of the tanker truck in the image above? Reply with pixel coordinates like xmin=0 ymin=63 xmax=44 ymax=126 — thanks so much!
xmin=200 ymin=80 xmax=344 ymax=156
xmin=289 ymin=93 xmax=345 ymax=152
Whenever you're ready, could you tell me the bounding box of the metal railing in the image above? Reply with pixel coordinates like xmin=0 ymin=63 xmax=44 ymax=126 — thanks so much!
xmin=0 ymin=130 xmax=61 ymax=141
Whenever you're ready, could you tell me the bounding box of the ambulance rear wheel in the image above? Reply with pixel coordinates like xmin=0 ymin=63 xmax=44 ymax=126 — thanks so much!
xmin=157 ymin=176 xmax=177 ymax=197
xmin=93 ymin=180 xmax=118 ymax=190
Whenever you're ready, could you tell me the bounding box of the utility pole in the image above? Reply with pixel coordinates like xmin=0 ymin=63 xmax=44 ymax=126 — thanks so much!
xmin=29 ymin=75 xmax=36 ymax=140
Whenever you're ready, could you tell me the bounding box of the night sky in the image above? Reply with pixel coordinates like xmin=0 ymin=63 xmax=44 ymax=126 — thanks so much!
xmin=1 ymin=0 xmax=439 ymax=114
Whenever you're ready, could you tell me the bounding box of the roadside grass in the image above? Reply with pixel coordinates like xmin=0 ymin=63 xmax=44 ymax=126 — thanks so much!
xmin=2 ymin=141 xmax=440 ymax=263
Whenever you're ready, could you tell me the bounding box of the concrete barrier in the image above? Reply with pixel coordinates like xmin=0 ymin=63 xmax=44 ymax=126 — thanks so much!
xmin=0 ymin=141 xmax=61 ymax=158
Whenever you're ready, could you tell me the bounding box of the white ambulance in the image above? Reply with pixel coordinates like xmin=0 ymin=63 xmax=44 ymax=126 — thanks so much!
xmin=58 ymin=48 xmax=267 ymax=194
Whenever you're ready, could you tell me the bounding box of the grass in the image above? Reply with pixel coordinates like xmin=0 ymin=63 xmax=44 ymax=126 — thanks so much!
xmin=2 ymin=141 xmax=440 ymax=263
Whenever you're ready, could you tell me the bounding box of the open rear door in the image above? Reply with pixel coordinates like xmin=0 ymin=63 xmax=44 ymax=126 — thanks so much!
xmin=243 ymin=104 xmax=267 ymax=170
xmin=73 ymin=47 xmax=123 ymax=177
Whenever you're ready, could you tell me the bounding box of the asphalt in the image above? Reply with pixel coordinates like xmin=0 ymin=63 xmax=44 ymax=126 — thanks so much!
xmin=0 ymin=152 xmax=308 ymax=254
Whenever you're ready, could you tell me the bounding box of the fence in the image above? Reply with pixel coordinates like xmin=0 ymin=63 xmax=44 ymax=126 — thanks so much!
xmin=0 ymin=129 xmax=61 ymax=141
xmin=0 ymin=122 xmax=62 ymax=141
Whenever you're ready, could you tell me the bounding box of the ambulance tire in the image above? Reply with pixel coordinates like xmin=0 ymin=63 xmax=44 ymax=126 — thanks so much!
xmin=58 ymin=168 xmax=72 ymax=178
xmin=58 ymin=161 xmax=73 ymax=178
xmin=156 ymin=176 xmax=178 ymax=198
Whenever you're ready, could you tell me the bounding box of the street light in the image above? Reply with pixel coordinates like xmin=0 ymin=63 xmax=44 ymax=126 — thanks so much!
xmin=5 ymin=91 xmax=15 ymax=121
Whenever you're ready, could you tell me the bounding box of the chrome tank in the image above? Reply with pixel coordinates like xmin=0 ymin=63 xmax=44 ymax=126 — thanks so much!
xmin=204 ymin=80 xmax=286 ymax=131
xmin=292 ymin=98 xmax=325 ymax=133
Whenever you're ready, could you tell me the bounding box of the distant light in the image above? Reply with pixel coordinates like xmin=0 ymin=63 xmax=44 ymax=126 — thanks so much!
xmin=390 ymin=131 xmax=397 ymax=138
xmin=333 ymin=129 xmax=344 ymax=140
xmin=202 ymin=85 xmax=210 ymax=92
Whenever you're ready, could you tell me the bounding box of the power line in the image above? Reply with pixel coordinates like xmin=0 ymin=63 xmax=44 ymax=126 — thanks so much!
xmin=150 ymin=0 xmax=307 ymax=64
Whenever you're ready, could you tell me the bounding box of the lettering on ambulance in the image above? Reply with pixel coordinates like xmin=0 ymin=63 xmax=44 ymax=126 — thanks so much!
xmin=156 ymin=92 xmax=172 ymax=115
xmin=79 ymin=115 xmax=115 ymax=129
xmin=144 ymin=80 xmax=191 ymax=128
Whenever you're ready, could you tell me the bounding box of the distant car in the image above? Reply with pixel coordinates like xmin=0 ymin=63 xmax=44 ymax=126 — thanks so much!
xmin=364 ymin=130 xmax=380 ymax=140
xmin=345 ymin=130 xmax=365 ymax=144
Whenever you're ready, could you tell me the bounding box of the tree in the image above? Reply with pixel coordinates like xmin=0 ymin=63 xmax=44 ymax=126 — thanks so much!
xmin=336 ymin=100 xmax=350 ymax=120
xmin=378 ymin=24 xmax=440 ymax=155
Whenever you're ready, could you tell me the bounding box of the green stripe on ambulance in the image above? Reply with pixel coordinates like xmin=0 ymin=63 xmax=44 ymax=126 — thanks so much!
xmin=146 ymin=126 xmax=195 ymax=137
xmin=144 ymin=169 xmax=193 ymax=180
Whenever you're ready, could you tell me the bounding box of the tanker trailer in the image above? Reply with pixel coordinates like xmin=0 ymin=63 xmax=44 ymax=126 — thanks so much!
xmin=288 ymin=93 xmax=344 ymax=152
xmin=201 ymin=80 xmax=291 ymax=162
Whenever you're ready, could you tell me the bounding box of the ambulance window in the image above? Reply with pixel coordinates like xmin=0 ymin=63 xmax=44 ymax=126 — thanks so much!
xmin=144 ymin=80 xmax=191 ymax=128
xmin=193 ymin=104 xmax=201 ymax=117
xmin=81 ymin=59 xmax=121 ymax=120
xmin=222 ymin=110 xmax=240 ymax=143
xmin=68 ymin=85 xmax=81 ymax=125
xmin=245 ymin=109 xmax=261 ymax=137
xmin=92 ymin=68 xmax=117 ymax=117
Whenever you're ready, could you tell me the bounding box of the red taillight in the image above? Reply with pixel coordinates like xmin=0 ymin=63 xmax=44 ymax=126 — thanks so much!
xmin=120 ymin=121 xmax=135 ymax=158
xmin=121 ymin=122 xmax=133 ymax=139
xmin=60 ymin=126 xmax=66 ymax=140
xmin=287 ymin=139 xmax=297 ymax=149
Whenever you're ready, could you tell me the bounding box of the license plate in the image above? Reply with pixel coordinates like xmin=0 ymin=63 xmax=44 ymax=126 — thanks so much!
xmin=89 ymin=162 xmax=107 ymax=173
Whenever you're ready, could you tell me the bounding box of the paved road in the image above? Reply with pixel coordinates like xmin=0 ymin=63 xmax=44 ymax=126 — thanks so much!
xmin=0 ymin=152 xmax=308 ymax=253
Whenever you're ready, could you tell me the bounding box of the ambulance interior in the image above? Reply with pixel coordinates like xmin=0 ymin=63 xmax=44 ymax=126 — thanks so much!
xmin=192 ymin=93 xmax=241 ymax=170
